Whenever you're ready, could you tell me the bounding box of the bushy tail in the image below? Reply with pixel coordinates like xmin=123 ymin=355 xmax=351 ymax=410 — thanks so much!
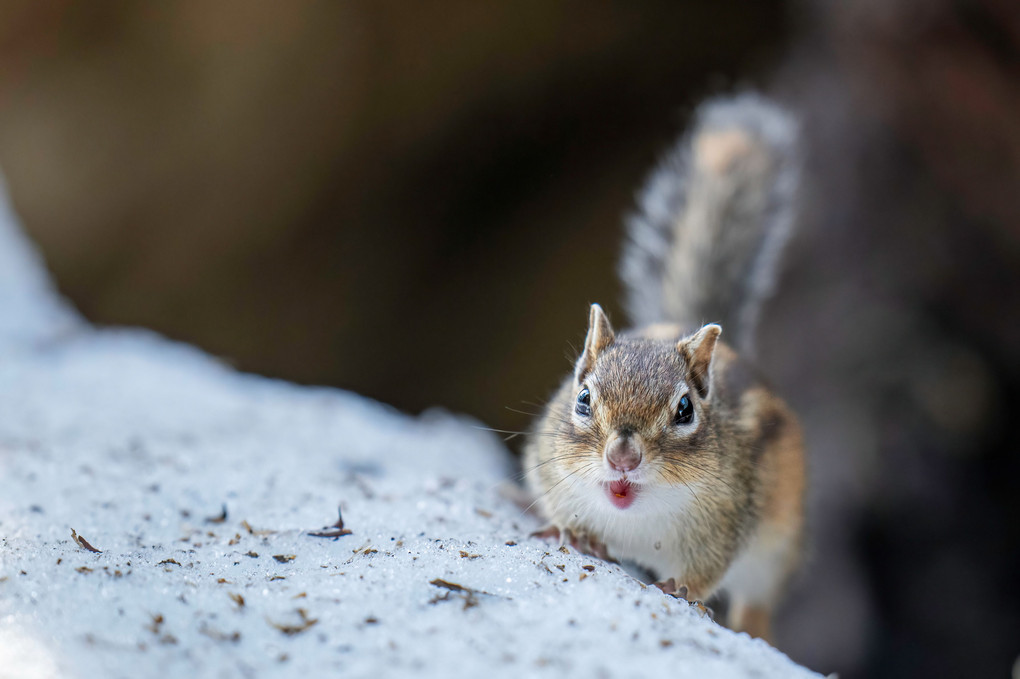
xmin=619 ymin=93 xmax=800 ymax=355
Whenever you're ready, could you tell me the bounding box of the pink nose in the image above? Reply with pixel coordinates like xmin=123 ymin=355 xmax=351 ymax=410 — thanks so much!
xmin=606 ymin=437 xmax=641 ymax=472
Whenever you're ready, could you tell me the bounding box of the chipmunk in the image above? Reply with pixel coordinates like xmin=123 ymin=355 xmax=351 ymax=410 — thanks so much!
xmin=524 ymin=94 xmax=804 ymax=641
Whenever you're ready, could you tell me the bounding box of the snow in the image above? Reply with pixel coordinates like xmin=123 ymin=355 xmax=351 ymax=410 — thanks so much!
xmin=0 ymin=174 xmax=820 ymax=678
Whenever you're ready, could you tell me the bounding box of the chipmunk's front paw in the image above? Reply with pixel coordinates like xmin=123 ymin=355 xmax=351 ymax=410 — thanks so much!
xmin=654 ymin=578 xmax=689 ymax=600
xmin=530 ymin=525 xmax=615 ymax=562
xmin=654 ymin=579 xmax=714 ymax=620
xmin=569 ymin=532 xmax=613 ymax=562
xmin=530 ymin=524 xmax=567 ymax=543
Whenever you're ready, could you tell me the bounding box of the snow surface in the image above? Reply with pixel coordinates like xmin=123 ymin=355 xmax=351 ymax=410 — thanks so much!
xmin=0 ymin=175 xmax=819 ymax=679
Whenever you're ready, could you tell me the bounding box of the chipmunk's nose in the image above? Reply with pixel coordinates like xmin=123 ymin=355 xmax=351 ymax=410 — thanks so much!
xmin=606 ymin=433 xmax=642 ymax=472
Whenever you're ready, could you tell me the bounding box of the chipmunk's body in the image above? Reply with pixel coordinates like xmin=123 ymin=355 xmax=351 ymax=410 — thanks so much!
xmin=524 ymin=95 xmax=804 ymax=641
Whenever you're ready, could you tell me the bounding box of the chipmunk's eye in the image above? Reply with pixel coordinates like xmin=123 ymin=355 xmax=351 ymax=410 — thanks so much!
xmin=674 ymin=394 xmax=694 ymax=425
xmin=575 ymin=387 xmax=592 ymax=417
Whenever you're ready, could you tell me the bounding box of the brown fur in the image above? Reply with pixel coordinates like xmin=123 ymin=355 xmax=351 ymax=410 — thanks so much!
xmin=525 ymin=316 xmax=803 ymax=607
xmin=524 ymin=317 xmax=804 ymax=633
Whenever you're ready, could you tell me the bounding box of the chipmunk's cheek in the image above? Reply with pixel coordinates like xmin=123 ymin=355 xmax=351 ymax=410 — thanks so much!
xmin=605 ymin=479 xmax=638 ymax=509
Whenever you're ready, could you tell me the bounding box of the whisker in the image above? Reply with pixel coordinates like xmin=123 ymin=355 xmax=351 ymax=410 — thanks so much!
xmin=661 ymin=457 xmax=742 ymax=496
xmin=519 ymin=462 xmax=593 ymax=518
xmin=504 ymin=405 xmax=542 ymax=418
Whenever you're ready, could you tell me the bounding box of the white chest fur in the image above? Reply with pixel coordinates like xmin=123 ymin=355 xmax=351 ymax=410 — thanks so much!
xmin=566 ymin=480 xmax=703 ymax=578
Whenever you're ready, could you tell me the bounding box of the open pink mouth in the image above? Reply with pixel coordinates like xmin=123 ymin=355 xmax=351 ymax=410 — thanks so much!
xmin=606 ymin=479 xmax=638 ymax=509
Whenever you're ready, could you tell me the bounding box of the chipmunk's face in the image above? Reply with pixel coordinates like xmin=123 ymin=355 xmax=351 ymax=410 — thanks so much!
xmin=559 ymin=304 xmax=721 ymax=513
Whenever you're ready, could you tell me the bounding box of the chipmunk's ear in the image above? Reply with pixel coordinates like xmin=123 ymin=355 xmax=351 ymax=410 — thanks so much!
xmin=678 ymin=324 xmax=721 ymax=398
xmin=575 ymin=303 xmax=615 ymax=384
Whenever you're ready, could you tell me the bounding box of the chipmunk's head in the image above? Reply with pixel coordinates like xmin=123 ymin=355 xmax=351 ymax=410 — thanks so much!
xmin=561 ymin=303 xmax=722 ymax=512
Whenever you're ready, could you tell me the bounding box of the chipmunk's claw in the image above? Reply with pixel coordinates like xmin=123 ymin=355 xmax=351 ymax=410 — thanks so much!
xmin=653 ymin=579 xmax=713 ymax=619
xmin=530 ymin=525 xmax=616 ymax=563
xmin=654 ymin=578 xmax=688 ymax=600
xmin=529 ymin=524 xmax=564 ymax=543
xmin=530 ymin=524 xmax=579 ymax=550
xmin=566 ymin=531 xmax=616 ymax=563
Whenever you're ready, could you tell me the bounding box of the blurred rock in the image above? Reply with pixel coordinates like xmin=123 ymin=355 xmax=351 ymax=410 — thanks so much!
xmin=0 ymin=0 xmax=786 ymax=430
xmin=765 ymin=0 xmax=1020 ymax=676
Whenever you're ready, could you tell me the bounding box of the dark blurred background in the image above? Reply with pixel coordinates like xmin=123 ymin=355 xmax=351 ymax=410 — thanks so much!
xmin=1 ymin=1 xmax=1017 ymax=676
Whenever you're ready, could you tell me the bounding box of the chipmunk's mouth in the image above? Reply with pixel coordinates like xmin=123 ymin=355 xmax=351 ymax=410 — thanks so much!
xmin=605 ymin=479 xmax=637 ymax=510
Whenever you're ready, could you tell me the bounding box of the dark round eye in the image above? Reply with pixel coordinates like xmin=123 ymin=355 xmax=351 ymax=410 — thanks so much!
xmin=674 ymin=394 xmax=694 ymax=425
xmin=575 ymin=387 xmax=592 ymax=417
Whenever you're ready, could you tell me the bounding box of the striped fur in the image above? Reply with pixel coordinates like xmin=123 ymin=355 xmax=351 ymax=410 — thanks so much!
xmin=620 ymin=93 xmax=799 ymax=355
